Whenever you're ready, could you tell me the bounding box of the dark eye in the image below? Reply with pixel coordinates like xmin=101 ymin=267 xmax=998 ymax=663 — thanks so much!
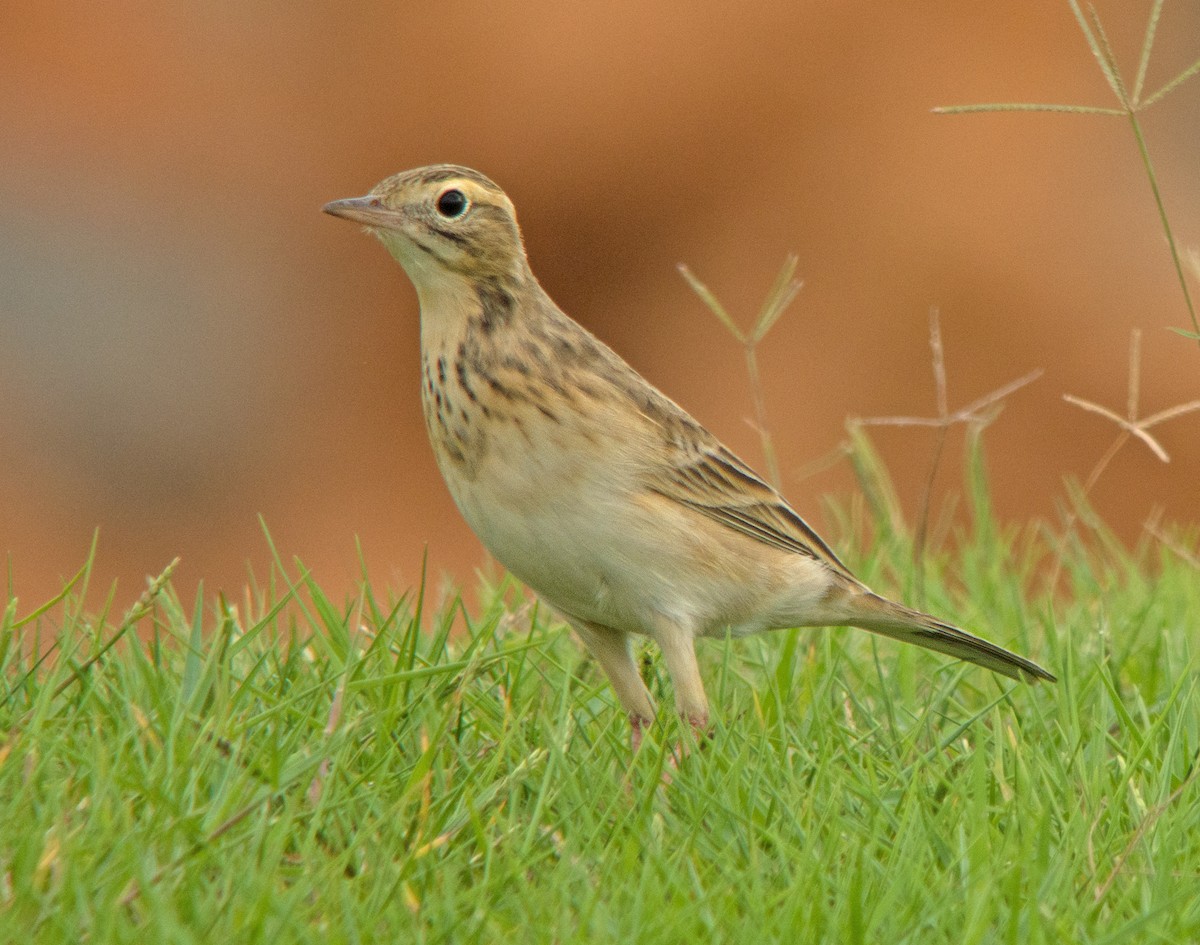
xmin=436 ymin=189 xmax=468 ymax=218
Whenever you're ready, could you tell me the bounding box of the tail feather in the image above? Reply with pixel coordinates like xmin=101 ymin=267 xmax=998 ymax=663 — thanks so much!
xmin=849 ymin=593 xmax=1056 ymax=683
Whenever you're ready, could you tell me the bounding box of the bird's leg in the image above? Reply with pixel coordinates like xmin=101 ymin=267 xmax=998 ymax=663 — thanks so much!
xmin=652 ymin=616 xmax=711 ymax=754
xmin=570 ymin=620 xmax=656 ymax=750
xmin=629 ymin=715 xmax=648 ymax=754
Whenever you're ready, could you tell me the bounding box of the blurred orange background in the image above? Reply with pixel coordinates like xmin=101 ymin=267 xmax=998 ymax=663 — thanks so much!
xmin=3 ymin=1 xmax=1198 ymax=612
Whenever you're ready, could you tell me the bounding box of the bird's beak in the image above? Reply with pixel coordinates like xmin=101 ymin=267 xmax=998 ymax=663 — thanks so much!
xmin=322 ymin=196 xmax=402 ymax=228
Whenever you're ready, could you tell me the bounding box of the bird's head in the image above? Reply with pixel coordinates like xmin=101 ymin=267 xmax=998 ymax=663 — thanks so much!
xmin=324 ymin=165 xmax=530 ymax=291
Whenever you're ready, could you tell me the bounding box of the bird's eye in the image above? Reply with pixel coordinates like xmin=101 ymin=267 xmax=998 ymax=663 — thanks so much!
xmin=436 ymin=189 xmax=469 ymax=218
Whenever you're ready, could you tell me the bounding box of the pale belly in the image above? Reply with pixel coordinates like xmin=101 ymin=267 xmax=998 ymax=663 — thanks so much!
xmin=432 ymin=423 xmax=834 ymax=638
xmin=439 ymin=432 xmax=643 ymax=627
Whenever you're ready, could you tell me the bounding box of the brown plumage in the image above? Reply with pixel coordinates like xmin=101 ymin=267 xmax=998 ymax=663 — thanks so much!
xmin=325 ymin=164 xmax=1054 ymax=744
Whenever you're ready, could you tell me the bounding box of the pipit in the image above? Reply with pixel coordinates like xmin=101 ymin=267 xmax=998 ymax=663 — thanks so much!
xmin=324 ymin=164 xmax=1054 ymax=744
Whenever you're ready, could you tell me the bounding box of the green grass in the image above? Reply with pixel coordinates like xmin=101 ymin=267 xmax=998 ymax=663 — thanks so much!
xmin=3 ymin=493 xmax=1199 ymax=944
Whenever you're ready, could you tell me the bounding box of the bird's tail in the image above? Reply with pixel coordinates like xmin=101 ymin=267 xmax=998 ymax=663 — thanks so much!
xmin=847 ymin=593 xmax=1056 ymax=683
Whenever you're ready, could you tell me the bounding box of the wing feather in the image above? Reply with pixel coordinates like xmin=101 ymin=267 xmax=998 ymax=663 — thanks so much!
xmin=644 ymin=440 xmax=856 ymax=581
xmin=603 ymin=351 xmax=857 ymax=581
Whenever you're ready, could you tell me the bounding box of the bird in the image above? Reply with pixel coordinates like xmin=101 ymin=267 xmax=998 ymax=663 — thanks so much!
xmin=323 ymin=164 xmax=1055 ymax=745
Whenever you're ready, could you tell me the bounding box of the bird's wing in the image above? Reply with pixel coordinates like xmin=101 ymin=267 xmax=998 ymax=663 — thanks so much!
xmin=591 ymin=334 xmax=858 ymax=582
xmin=644 ymin=437 xmax=858 ymax=581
